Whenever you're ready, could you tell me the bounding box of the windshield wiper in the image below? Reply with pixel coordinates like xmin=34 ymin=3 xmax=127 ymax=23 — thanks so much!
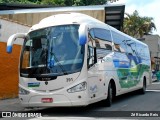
xmin=50 ymin=47 xmax=68 ymax=75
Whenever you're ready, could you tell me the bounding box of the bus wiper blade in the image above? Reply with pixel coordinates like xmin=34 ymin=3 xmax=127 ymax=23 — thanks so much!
xmin=50 ymin=51 xmax=68 ymax=75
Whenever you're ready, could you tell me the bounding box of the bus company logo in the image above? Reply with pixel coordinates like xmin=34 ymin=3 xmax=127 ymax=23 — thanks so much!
xmin=90 ymin=85 xmax=98 ymax=93
xmin=2 ymin=112 xmax=11 ymax=117
xmin=28 ymin=82 xmax=40 ymax=87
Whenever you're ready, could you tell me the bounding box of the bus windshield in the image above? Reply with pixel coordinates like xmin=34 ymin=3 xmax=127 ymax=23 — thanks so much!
xmin=20 ymin=24 xmax=85 ymax=78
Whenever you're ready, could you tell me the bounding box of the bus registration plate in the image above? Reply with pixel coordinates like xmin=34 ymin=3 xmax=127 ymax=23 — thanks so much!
xmin=41 ymin=98 xmax=53 ymax=103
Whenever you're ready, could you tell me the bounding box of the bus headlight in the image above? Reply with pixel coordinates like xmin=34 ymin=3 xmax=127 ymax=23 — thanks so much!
xmin=19 ymin=87 xmax=30 ymax=95
xmin=67 ymin=82 xmax=87 ymax=93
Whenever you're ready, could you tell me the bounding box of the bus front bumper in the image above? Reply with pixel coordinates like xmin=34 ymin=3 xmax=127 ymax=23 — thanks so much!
xmin=19 ymin=94 xmax=89 ymax=107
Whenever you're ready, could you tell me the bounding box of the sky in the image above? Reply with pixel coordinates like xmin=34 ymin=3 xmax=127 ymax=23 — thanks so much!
xmin=110 ymin=0 xmax=160 ymax=35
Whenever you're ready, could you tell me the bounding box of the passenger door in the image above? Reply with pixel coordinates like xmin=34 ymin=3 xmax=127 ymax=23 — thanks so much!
xmin=87 ymin=43 xmax=100 ymax=100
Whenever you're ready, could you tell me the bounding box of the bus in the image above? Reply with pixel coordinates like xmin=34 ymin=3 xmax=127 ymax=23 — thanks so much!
xmin=6 ymin=13 xmax=151 ymax=107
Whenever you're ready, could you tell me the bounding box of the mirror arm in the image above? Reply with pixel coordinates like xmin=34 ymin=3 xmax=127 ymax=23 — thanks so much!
xmin=79 ymin=24 xmax=87 ymax=45
xmin=7 ymin=33 xmax=26 ymax=53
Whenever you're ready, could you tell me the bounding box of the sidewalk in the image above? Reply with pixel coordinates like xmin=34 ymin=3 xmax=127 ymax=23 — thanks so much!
xmin=0 ymin=98 xmax=24 ymax=111
xmin=147 ymin=80 xmax=160 ymax=90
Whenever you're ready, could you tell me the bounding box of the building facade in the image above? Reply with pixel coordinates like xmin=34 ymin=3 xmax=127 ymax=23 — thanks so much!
xmin=142 ymin=35 xmax=160 ymax=71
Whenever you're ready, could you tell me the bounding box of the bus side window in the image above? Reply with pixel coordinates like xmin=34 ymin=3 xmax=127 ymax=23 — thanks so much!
xmin=22 ymin=46 xmax=30 ymax=68
xmin=87 ymin=46 xmax=95 ymax=68
xmin=112 ymin=31 xmax=127 ymax=53
xmin=91 ymin=28 xmax=112 ymax=59
xmin=21 ymin=39 xmax=32 ymax=68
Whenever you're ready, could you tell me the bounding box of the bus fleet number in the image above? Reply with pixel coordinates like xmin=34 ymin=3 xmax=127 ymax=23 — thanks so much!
xmin=66 ymin=78 xmax=73 ymax=82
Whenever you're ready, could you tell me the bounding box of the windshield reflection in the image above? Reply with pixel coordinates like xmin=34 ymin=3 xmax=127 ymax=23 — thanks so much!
xmin=20 ymin=25 xmax=85 ymax=78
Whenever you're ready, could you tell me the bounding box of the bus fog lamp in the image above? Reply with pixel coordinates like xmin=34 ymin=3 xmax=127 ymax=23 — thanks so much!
xmin=67 ymin=82 xmax=87 ymax=93
xmin=19 ymin=87 xmax=30 ymax=95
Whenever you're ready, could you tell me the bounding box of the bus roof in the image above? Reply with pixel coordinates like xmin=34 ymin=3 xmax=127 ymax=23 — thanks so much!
xmin=30 ymin=12 xmax=104 ymax=31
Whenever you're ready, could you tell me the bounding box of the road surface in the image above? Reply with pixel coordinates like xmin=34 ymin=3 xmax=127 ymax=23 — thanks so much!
xmin=0 ymin=81 xmax=160 ymax=119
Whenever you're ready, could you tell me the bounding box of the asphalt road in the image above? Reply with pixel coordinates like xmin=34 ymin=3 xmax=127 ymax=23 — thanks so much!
xmin=1 ymin=81 xmax=160 ymax=119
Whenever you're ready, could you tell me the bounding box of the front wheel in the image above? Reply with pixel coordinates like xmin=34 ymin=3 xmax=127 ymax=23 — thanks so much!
xmin=106 ymin=83 xmax=113 ymax=107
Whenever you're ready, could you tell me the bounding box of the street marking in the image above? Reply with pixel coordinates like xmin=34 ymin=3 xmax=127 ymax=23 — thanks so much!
xmin=152 ymin=82 xmax=160 ymax=84
xmin=146 ymin=90 xmax=160 ymax=92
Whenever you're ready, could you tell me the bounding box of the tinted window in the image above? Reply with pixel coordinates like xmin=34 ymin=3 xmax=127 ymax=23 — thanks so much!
xmin=89 ymin=28 xmax=112 ymax=62
xmin=87 ymin=46 xmax=95 ymax=68
xmin=124 ymin=37 xmax=137 ymax=56
xmin=136 ymin=43 xmax=150 ymax=65
xmin=89 ymin=28 xmax=112 ymax=50
xmin=93 ymin=28 xmax=112 ymax=41
xmin=112 ymin=31 xmax=127 ymax=53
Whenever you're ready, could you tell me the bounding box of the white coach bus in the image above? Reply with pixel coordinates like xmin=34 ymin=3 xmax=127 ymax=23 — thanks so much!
xmin=7 ymin=13 xmax=151 ymax=107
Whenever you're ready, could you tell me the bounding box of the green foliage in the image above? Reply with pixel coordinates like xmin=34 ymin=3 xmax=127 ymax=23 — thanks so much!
xmin=41 ymin=0 xmax=65 ymax=6
xmin=0 ymin=0 xmax=119 ymax=5
xmin=0 ymin=0 xmax=39 ymax=4
xmin=123 ymin=10 xmax=156 ymax=38
xmin=73 ymin=0 xmax=108 ymax=6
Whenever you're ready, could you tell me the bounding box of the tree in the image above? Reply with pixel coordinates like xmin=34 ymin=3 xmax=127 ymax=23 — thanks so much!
xmin=0 ymin=0 xmax=120 ymax=6
xmin=123 ymin=10 xmax=156 ymax=38
xmin=69 ymin=0 xmax=119 ymax=6
xmin=41 ymin=0 xmax=65 ymax=6
xmin=0 ymin=0 xmax=38 ymax=4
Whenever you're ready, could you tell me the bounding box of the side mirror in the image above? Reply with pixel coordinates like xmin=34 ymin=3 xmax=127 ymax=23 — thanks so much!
xmin=78 ymin=24 xmax=87 ymax=45
xmin=7 ymin=33 xmax=26 ymax=53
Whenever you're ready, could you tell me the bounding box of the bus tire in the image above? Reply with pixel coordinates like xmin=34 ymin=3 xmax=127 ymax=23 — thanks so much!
xmin=139 ymin=78 xmax=146 ymax=94
xmin=106 ymin=82 xmax=113 ymax=107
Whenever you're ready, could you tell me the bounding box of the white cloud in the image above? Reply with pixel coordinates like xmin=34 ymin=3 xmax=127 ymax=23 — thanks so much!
xmin=125 ymin=4 xmax=137 ymax=14
xmin=137 ymin=0 xmax=160 ymax=35
xmin=111 ymin=0 xmax=160 ymax=35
